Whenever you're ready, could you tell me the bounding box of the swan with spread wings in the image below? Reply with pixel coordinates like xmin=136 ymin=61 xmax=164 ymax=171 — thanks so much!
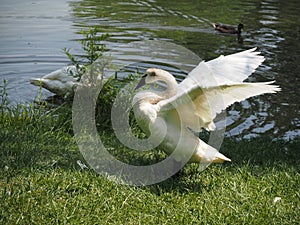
xmin=133 ymin=48 xmax=280 ymax=164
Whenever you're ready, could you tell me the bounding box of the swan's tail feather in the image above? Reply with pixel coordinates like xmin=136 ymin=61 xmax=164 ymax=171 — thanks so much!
xmin=212 ymin=152 xmax=231 ymax=163
xmin=195 ymin=139 xmax=231 ymax=163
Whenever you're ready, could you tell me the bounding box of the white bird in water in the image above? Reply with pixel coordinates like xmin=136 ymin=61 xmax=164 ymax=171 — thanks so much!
xmin=30 ymin=65 xmax=84 ymax=97
xmin=133 ymin=48 xmax=280 ymax=165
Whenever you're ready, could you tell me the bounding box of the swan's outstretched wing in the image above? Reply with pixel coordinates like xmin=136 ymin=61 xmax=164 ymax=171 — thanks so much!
xmin=205 ymin=48 xmax=265 ymax=83
xmin=157 ymin=48 xmax=273 ymax=131
xmin=158 ymin=81 xmax=280 ymax=131
xmin=178 ymin=48 xmax=265 ymax=91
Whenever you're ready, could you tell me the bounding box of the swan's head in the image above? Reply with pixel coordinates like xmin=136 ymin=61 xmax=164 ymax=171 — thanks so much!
xmin=135 ymin=68 xmax=175 ymax=89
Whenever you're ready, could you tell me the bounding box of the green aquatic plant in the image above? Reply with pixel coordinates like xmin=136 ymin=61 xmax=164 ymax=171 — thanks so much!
xmin=63 ymin=27 xmax=110 ymax=81
xmin=63 ymin=27 xmax=110 ymax=64
xmin=61 ymin=27 xmax=142 ymax=129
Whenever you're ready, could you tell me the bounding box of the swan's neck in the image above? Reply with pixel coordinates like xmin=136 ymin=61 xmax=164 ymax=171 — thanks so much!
xmin=158 ymin=73 xmax=178 ymax=99
xmin=133 ymin=71 xmax=178 ymax=130
xmin=133 ymin=71 xmax=178 ymax=107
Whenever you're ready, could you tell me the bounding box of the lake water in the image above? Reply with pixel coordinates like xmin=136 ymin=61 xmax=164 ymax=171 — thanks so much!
xmin=0 ymin=0 xmax=299 ymax=140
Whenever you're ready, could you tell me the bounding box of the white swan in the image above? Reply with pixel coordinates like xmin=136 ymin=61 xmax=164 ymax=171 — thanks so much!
xmin=133 ymin=48 xmax=280 ymax=164
xmin=30 ymin=65 xmax=83 ymax=97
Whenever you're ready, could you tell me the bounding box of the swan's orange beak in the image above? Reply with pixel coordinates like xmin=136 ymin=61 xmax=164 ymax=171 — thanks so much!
xmin=135 ymin=74 xmax=147 ymax=90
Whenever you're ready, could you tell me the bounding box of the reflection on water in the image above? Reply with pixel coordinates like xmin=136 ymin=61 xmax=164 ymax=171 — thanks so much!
xmin=0 ymin=0 xmax=299 ymax=140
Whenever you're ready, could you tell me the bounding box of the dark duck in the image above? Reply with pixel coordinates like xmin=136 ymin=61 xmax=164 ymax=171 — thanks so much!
xmin=212 ymin=23 xmax=244 ymax=34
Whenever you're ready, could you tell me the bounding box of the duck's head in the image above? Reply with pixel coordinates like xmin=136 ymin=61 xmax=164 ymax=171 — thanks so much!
xmin=237 ymin=23 xmax=244 ymax=31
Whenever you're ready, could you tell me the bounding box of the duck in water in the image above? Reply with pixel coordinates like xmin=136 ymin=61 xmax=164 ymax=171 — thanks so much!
xmin=212 ymin=23 xmax=244 ymax=35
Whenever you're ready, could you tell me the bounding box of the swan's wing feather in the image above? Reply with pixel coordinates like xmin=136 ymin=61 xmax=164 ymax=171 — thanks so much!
xmin=205 ymin=48 xmax=265 ymax=83
xmin=193 ymin=82 xmax=280 ymax=119
xmin=158 ymin=81 xmax=280 ymax=131
xmin=178 ymin=48 xmax=265 ymax=91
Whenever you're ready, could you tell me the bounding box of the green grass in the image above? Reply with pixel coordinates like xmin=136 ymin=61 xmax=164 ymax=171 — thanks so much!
xmin=0 ymin=103 xmax=299 ymax=225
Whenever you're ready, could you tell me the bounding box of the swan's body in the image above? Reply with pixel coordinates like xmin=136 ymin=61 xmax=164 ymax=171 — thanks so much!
xmin=30 ymin=65 xmax=83 ymax=97
xmin=133 ymin=48 xmax=280 ymax=164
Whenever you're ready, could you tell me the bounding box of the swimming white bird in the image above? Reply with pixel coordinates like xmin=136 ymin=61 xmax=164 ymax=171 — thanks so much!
xmin=133 ymin=48 xmax=280 ymax=165
xmin=30 ymin=65 xmax=83 ymax=97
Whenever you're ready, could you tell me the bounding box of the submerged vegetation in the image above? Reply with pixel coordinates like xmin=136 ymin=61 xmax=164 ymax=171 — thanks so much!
xmin=0 ymin=27 xmax=299 ymax=224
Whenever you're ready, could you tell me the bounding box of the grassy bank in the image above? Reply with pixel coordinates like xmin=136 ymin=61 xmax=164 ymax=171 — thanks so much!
xmin=0 ymin=103 xmax=299 ymax=225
